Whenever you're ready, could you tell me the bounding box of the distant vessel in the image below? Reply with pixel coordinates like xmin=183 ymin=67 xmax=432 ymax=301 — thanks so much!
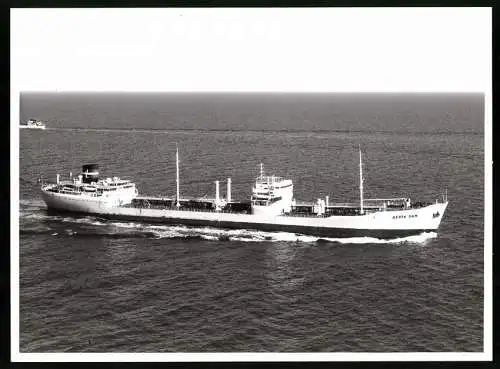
xmin=40 ymin=147 xmax=448 ymax=239
xmin=20 ymin=118 xmax=46 ymax=130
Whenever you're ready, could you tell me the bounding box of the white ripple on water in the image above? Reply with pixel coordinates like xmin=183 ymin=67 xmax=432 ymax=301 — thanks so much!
xmin=22 ymin=213 xmax=52 ymax=220
xmin=138 ymin=224 xmax=437 ymax=245
xmin=315 ymin=231 xmax=438 ymax=245
xmin=21 ymin=224 xmax=53 ymax=233
xmin=19 ymin=199 xmax=46 ymax=208
xmin=71 ymin=217 xmax=107 ymax=226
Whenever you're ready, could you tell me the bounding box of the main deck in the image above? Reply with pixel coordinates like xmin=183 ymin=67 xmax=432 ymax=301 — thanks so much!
xmin=123 ymin=196 xmax=433 ymax=218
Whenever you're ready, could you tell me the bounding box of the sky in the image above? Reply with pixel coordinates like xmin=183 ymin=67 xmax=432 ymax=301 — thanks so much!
xmin=10 ymin=8 xmax=491 ymax=93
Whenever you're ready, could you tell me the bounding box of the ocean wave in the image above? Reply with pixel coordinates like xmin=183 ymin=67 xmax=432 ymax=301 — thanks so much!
xmin=71 ymin=217 xmax=108 ymax=227
xmin=19 ymin=199 xmax=45 ymax=206
xmin=22 ymin=213 xmax=47 ymax=220
xmin=20 ymin=226 xmax=438 ymax=244
xmin=314 ymin=232 xmax=438 ymax=244
xmin=201 ymin=235 xmax=220 ymax=241
xmin=19 ymin=199 xmax=46 ymax=208
xmin=107 ymin=221 xmax=143 ymax=229
xmin=19 ymin=225 xmax=53 ymax=233
xmin=19 ymin=212 xmax=106 ymax=227
xmin=22 ymin=213 xmax=64 ymax=222
xmin=21 ymin=228 xmax=160 ymax=240
xmin=387 ymin=231 xmax=438 ymax=244
xmin=145 ymin=227 xmax=438 ymax=244
xmin=224 ymin=231 xmax=437 ymax=244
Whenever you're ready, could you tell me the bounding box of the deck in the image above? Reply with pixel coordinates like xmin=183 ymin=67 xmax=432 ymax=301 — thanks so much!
xmin=121 ymin=195 xmax=433 ymax=218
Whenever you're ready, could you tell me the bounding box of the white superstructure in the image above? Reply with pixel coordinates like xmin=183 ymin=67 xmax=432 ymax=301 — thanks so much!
xmin=251 ymin=164 xmax=294 ymax=218
xmin=41 ymin=165 xmax=138 ymax=212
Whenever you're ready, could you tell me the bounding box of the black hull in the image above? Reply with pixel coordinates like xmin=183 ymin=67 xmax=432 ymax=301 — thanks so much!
xmin=47 ymin=208 xmax=433 ymax=240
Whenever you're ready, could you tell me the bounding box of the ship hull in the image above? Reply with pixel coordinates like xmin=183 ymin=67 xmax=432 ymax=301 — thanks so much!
xmin=53 ymin=209 xmax=432 ymax=239
xmin=42 ymin=189 xmax=448 ymax=239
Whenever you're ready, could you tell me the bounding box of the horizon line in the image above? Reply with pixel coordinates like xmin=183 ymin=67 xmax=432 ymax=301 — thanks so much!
xmin=18 ymin=90 xmax=485 ymax=94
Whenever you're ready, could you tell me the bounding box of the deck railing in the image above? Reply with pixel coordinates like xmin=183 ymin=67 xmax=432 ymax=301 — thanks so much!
xmin=122 ymin=199 xmax=435 ymax=215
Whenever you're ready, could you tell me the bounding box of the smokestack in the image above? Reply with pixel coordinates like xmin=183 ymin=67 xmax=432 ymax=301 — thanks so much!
xmin=215 ymin=180 xmax=220 ymax=208
xmin=325 ymin=195 xmax=329 ymax=207
xmin=56 ymin=174 xmax=60 ymax=184
xmin=227 ymin=178 xmax=232 ymax=203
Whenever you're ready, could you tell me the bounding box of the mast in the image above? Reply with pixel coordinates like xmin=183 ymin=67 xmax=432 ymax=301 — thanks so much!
xmin=359 ymin=146 xmax=364 ymax=215
xmin=260 ymin=163 xmax=263 ymax=179
xmin=176 ymin=144 xmax=180 ymax=208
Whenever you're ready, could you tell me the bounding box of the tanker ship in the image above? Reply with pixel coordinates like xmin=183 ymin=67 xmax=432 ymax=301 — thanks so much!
xmin=40 ymin=147 xmax=448 ymax=239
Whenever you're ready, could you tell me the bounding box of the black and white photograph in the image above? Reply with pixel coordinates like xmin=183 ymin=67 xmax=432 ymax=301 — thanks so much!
xmin=11 ymin=8 xmax=491 ymax=361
